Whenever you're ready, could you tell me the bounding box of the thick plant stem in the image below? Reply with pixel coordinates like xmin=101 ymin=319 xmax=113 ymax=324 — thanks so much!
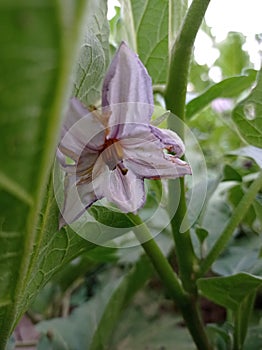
xmin=200 ymin=171 xmax=262 ymax=276
xmin=129 ymin=214 xmax=212 ymax=350
xmin=128 ymin=213 xmax=187 ymax=303
xmin=165 ymin=0 xmax=211 ymax=120
xmin=164 ymin=0 xmax=211 ymax=292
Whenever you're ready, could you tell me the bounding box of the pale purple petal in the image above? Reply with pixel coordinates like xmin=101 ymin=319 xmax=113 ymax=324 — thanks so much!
xmin=123 ymin=138 xmax=191 ymax=179
xmin=102 ymin=42 xmax=154 ymax=138
xmin=102 ymin=42 xmax=153 ymax=108
xmin=61 ymin=97 xmax=90 ymax=135
xmin=59 ymin=98 xmax=105 ymax=158
xmin=92 ymin=156 xmax=145 ymax=213
xmin=59 ymin=174 xmax=98 ymax=228
xmin=150 ymin=126 xmax=185 ymax=157
xmin=105 ymin=167 xmax=145 ymax=213
xmin=105 ymin=104 xmax=153 ymax=139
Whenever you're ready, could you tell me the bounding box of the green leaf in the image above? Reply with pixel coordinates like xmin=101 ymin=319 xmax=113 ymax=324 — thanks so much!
xmin=200 ymin=182 xmax=231 ymax=251
xmin=213 ymin=234 xmax=261 ymax=276
xmin=223 ymin=164 xmax=242 ymax=182
xmin=215 ymin=32 xmax=250 ymax=78
xmin=37 ymin=256 xmax=153 ymax=349
xmin=244 ymin=325 xmax=262 ymax=350
xmin=73 ymin=0 xmax=109 ymax=106
xmin=232 ymin=69 xmax=262 ymax=147
xmin=89 ymin=205 xmax=135 ymax=229
xmin=0 ymin=1 xmax=99 ymax=347
xmin=228 ymin=184 xmax=256 ymax=226
xmin=11 ymin=182 xmax=95 ymax=329
xmin=195 ymin=227 xmax=208 ymax=244
xmin=110 ymin=294 xmax=195 ymax=350
xmin=234 ymin=291 xmax=256 ymax=349
xmin=169 ymin=0 xmax=188 ymax=46
xmin=198 ymin=273 xmax=262 ymax=349
xmin=207 ymin=323 xmax=234 ymax=350
xmin=186 ymin=70 xmax=257 ymax=119
xmin=119 ymin=0 xmax=169 ymax=84
xmin=89 ymin=256 xmax=154 ymax=349
xmin=197 ymin=273 xmax=262 ymax=311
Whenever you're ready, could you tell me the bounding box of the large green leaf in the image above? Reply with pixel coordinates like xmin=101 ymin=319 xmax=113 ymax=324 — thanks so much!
xmin=169 ymin=0 xmax=188 ymax=45
xmin=232 ymin=68 xmax=262 ymax=147
xmin=197 ymin=273 xmax=262 ymax=311
xmin=186 ymin=70 xmax=257 ymax=119
xmin=37 ymin=256 xmax=153 ymax=349
xmin=89 ymin=256 xmax=154 ymax=349
xmin=215 ymin=32 xmax=250 ymax=78
xmin=0 ymin=1 xmax=107 ymax=347
xmin=213 ymin=234 xmax=262 ymax=277
xmin=198 ymin=273 xmax=262 ymax=348
xmin=73 ymin=0 xmax=109 ymax=106
xmin=89 ymin=206 xmax=135 ymax=229
xmin=119 ymin=0 xmax=169 ymax=84
xmin=14 ymin=182 xmax=95 ymax=322
xmin=109 ymin=289 xmax=195 ymax=350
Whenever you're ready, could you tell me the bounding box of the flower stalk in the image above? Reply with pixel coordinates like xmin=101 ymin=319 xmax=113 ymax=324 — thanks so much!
xmin=129 ymin=213 xmax=211 ymax=350
xmin=163 ymin=0 xmax=212 ymax=349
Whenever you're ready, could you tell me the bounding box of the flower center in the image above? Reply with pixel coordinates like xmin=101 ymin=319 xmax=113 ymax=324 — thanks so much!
xmin=102 ymin=138 xmax=128 ymax=175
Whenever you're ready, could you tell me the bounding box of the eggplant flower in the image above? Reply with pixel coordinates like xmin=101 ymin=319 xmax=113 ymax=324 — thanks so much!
xmin=58 ymin=42 xmax=191 ymax=228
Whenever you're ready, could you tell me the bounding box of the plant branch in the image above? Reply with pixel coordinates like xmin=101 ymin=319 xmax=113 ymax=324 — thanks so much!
xmin=165 ymin=0 xmax=211 ymax=121
xmin=128 ymin=213 xmax=187 ymax=303
xmin=128 ymin=214 xmax=211 ymax=350
xmin=200 ymin=170 xmax=262 ymax=276
xmin=164 ymin=0 xmax=211 ymax=293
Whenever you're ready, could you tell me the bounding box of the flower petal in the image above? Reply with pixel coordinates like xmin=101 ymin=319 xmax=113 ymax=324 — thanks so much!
xmin=59 ymin=98 xmax=105 ymax=159
xmin=59 ymin=173 xmax=99 ymax=228
xmin=102 ymin=42 xmax=154 ymax=137
xmin=92 ymin=156 xmax=145 ymax=213
xmin=150 ymin=126 xmax=185 ymax=157
xmin=122 ymin=135 xmax=191 ymax=179
xmin=102 ymin=42 xmax=154 ymax=108
xmin=106 ymin=167 xmax=146 ymax=213
xmin=105 ymin=104 xmax=154 ymax=139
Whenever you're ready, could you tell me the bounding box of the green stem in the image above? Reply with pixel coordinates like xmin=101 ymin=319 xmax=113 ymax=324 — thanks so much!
xmin=128 ymin=214 xmax=212 ymax=350
xmin=165 ymin=0 xmax=211 ymax=123
xmin=233 ymin=291 xmax=256 ymax=350
xmin=128 ymin=213 xmax=187 ymax=303
xmin=164 ymin=0 xmax=211 ymax=292
xmin=200 ymin=171 xmax=262 ymax=276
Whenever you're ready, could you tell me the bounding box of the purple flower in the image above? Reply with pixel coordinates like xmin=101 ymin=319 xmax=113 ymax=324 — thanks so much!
xmin=58 ymin=42 xmax=191 ymax=227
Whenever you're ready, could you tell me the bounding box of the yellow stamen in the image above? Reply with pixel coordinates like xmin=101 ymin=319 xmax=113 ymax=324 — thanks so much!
xmin=102 ymin=138 xmax=127 ymax=175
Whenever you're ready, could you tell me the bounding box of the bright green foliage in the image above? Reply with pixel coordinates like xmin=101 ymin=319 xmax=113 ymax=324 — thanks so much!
xmin=37 ymin=256 xmax=154 ymax=349
xmin=118 ymin=0 xmax=169 ymax=84
xmin=215 ymin=32 xmax=250 ymax=77
xmin=233 ymin=68 xmax=262 ymax=147
xmin=186 ymin=69 xmax=257 ymax=119
xmin=0 ymin=0 xmax=101 ymax=347
xmin=89 ymin=206 xmax=135 ymax=228
xmin=198 ymin=273 xmax=262 ymax=348
xmin=73 ymin=0 xmax=109 ymax=106
xmin=198 ymin=273 xmax=262 ymax=312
